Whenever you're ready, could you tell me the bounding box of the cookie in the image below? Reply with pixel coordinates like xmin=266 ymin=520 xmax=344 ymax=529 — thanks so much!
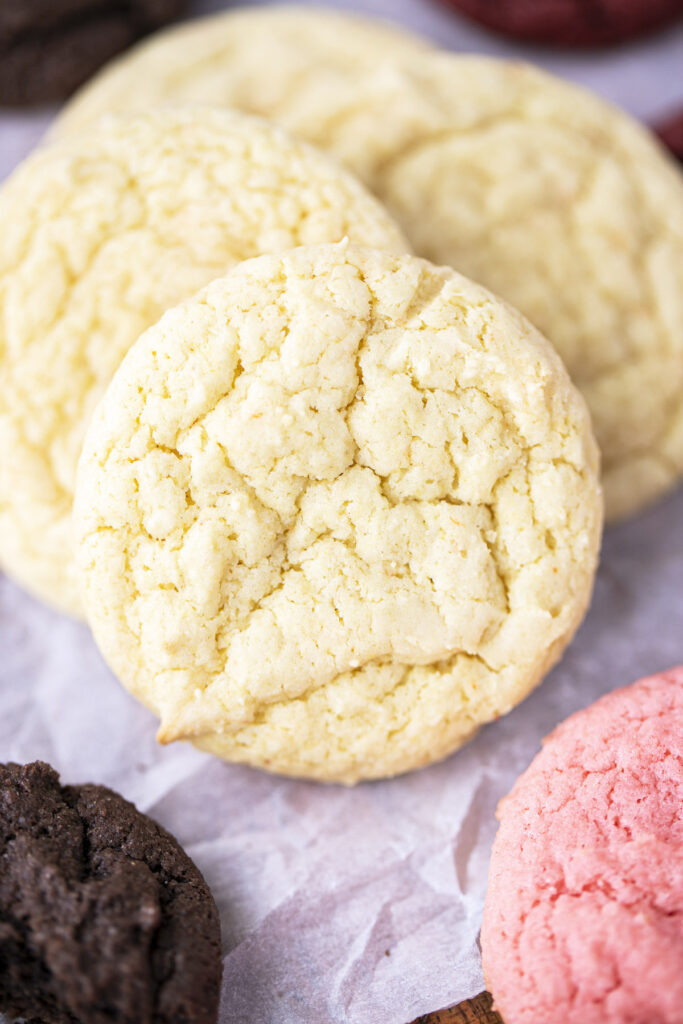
xmin=0 ymin=760 xmax=222 ymax=1024
xmin=0 ymin=107 xmax=408 ymax=617
xmin=481 ymin=667 xmax=683 ymax=1024
xmin=0 ymin=0 xmax=187 ymax=106
xmin=53 ymin=45 xmax=683 ymax=522
xmin=655 ymin=106 xmax=683 ymax=163
xmin=435 ymin=0 xmax=683 ymax=47
xmin=74 ymin=242 xmax=602 ymax=784
xmin=53 ymin=5 xmax=431 ymax=138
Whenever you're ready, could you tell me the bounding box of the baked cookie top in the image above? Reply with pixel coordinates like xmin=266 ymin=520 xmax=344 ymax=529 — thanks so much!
xmin=0 ymin=106 xmax=408 ymax=616
xmin=75 ymin=243 xmax=602 ymax=784
xmin=481 ymin=667 xmax=683 ymax=1024
xmin=0 ymin=760 xmax=222 ymax=1024
xmin=53 ymin=4 xmax=430 ymax=138
xmin=56 ymin=40 xmax=683 ymax=521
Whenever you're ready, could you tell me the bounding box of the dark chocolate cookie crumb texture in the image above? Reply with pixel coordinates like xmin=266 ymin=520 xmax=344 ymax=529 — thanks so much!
xmin=0 ymin=0 xmax=187 ymax=105
xmin=0 ymin=761 xmax=222 ymax=1024
xmin=437 ymin=0 xmax=683 ymax=46
xmin=655 ymin=107 xmax=683 ymax=163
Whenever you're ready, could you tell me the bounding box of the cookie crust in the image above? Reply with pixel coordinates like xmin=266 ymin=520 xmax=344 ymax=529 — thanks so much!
xmin=75 ymin=243 xmax=602 ymax=784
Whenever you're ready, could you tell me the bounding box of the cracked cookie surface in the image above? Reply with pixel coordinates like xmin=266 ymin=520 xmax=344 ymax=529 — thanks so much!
xmin=56 ymin=45 xmax=683 ymax=521
xmin=0 ymin=760 xmax=221 ymax=1024
xmin=75 ymin=243 xmax=602 ymax=784
xmin=288 ymin=56 xmax=683 ymax=522
xmin=481 ymin=667 xmax=683 ymax=1024
xmin=0 ymin=106 xmax=408 ymax=617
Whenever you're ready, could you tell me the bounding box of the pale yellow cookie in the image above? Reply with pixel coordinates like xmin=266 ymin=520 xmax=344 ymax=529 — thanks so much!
xmin=0 ymin=107 xmax=408 ymax=616
xmin=56 ymin=37 xmax=683 ymax=521
xmin=53 ymin=5 xmax=430 ymax=139
xmin=74 ymin=243 xmax=603 ymax=784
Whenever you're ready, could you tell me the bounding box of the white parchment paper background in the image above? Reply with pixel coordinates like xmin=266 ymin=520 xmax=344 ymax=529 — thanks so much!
xmin=1 ymin=3 xmax=682 ymax=1021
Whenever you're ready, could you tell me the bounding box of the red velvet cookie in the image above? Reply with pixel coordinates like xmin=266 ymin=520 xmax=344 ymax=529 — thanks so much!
xmin=437 ymin=0 xmax=683 ymax=47
xmin=655 ymin=107 xmax=683 ymax=163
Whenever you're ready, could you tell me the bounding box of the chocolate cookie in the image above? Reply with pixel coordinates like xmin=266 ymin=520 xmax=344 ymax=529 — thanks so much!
xmin=437 ymin=0 xmax=683 ymax=47
xmin=655 ymin=107 xmax=683 ymax=163
xmin=0 ymin=0 xmax=187 ymax=105
xmin=0 ymin=761 xmax=222 ymax=1024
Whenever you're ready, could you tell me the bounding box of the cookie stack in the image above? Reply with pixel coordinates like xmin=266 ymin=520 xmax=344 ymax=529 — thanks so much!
xmin=1 ymin=4 xmax=682 ymax=788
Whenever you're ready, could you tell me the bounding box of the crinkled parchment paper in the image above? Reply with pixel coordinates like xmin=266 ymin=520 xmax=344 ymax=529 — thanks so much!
xmin=1 ymin=2 xmax=682 ymax=1020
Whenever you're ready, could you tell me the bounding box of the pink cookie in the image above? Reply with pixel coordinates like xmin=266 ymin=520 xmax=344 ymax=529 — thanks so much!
xmin=481 ymin=668 xmax=683 ymax=1024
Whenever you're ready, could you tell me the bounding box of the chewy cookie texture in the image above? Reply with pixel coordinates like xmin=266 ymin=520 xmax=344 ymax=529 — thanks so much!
xmin=55 ymin=23 xmax=683 ymax=522
xmin=0 ymin=760 xmax=222 ymax=1024
xmin=481 ymin=668 xmax=683 ymax=1024
xmin=0 ymin=105 xmax=408 ymax=618
xmin=75 ymin=243 xmax=602 ymax=784
xmin=0 ymin=0 xmax=187 ymax=105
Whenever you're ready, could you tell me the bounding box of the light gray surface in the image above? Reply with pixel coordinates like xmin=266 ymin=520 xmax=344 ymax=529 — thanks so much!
xmin=1 ymin=4 xmax=682 ymax=1023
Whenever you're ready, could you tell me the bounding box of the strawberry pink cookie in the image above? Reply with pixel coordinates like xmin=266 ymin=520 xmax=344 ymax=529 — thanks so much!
xmin=481 ymin=668 xmax=683 ymax=1024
